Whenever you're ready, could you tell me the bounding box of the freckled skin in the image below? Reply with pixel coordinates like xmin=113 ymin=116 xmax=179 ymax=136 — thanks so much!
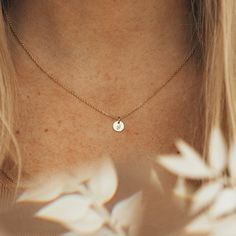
xmin=10 ymin=0 xmax=202 ymax=182
xmin=7 ymin=1 xmax=202 ymax=234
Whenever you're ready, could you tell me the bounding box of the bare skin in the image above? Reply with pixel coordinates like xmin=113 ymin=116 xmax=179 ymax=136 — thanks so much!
xmin=5 ymin=0 xmax=202 ymax=227
xmin=1 ymin=0 xmax=204 ymax=234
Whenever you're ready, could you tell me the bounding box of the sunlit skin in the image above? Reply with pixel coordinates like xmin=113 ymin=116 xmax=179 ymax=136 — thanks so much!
xmin=6 ymin=0 xmax=202 ymax=234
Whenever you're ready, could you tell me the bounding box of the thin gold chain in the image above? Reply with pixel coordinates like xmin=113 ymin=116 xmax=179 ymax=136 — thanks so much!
xmin=6 ymin=15 xmax=196 ymax=122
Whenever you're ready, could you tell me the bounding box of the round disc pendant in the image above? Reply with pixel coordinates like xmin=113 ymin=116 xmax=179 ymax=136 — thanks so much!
xmin=113 ymin=120 xmax=125 ymax=132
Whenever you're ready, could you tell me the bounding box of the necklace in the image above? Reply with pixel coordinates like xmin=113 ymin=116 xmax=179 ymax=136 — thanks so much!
xmin=6 ymin=16 xmax=196 ymax=133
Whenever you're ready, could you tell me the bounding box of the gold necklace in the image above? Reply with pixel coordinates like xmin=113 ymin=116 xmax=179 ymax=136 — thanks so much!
xmin=6 ymin=15 xmax=196 ymax=133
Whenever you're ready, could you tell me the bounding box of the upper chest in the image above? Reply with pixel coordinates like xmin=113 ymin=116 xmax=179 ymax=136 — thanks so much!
xmin=9 ymin=40 xmax=202 ymax=185
xmin=14 ymin=67 xmax=200 ymax=178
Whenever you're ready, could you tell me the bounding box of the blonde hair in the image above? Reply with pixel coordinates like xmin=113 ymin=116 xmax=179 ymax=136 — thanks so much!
xmin=193 ymin=0 xmax=236 ymax=146
xmin=0 ymin=0 xmax=21 ymax=190
xmin=0 ymin=0 xmax=235 ymax=187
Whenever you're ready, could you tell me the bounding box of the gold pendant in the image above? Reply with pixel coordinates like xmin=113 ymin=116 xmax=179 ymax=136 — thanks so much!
xmin=113 ymin=118 xmax=125 ymax=132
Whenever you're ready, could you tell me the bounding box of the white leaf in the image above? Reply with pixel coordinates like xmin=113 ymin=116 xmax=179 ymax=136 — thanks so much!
xmin=158 ymin=140 xmax=215 ymax=179
xmin=67 ymin=208 xmax=105 ymax=234
xmin=177 ymin=141 xmax=214 ymax=176
xmin=158 ymin=155 xmax=213 ymax=179
xmin=173 ymin=177 xmax=188 ymax=198
xmin=185 ymin=214 xmax=212 ymax=234
xmin=191 ymin=181 xmax=223 ymax=214
xmin=36 ymin=194 xmax=91 ymax=222
xmin=209 ymin=188 xmax=236 ymax=218
xmin=18 ymin=159 xmax=117 ymax=203
xmin=88 ymin=158 xmax=118 ymax=204
xmin=211 ymin=214 xmax=236 ymax=236
xmin=176 ymin=140 xmax=205 ymax=164
xmin=111 ymin=191 xmax=143 ymax=228
xmin=94 ymin=228 xmax=121 ymax=236
xmin=209 ymin=128 xmax=227 ymax=174
xmin=229 ymin=140 xmax=236 ymax=183
xmin=17 ymin=172 xmax=85 ymax=203
xmin=149 ymin=168 xmax=163 ymax=192
xmin=17 ymin=177 xmax=65 ymax=202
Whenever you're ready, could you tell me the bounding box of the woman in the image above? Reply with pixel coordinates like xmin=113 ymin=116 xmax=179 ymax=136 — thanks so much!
xmin=0 ymin=0 xmax=235 ymax=235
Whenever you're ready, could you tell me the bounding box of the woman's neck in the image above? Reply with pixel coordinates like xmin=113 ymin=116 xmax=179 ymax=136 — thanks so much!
xmin=8 ymin=0 xmax=199 ymax=117
xmin=10 ymin=0 xmax=193 ymax=56
xmin=7 ymin=0 xmax=203 ymax=167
